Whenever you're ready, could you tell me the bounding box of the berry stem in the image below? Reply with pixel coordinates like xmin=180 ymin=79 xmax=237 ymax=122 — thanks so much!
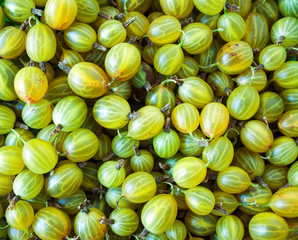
xmin=127 ymin=111 xmax=141 ymax=121
xmin=133 ymin=145 xmax=141 ymax=156
xmin=49 ymin=98 xmax=61 ymax=105
xmin=160 ymin=79 xmax=177 ymax=86
xmin=116 ymin=195 xmax=124 ymax=209
xmin=98 ymin=12 xmax=112 ymax=20
xmin=255 ymin=176 xmax=268 ymax=188
xmin=8 ymin=195 xmax=20 ymax=210
xmin=0 ymin=222 xmax=9 ymax=229
xmin=19 ymin=18 xmax=29 ymax=31
xmin=31 ymin=8 xmax=43 ymax=17
xmin=212 ymin=28 xmax=224 ymax=33
xmin=99 ymin=217 xmax=115 ymax=225
xmin=123 ymin=17 xmax=136 ymax=28
xmin=124 ymin=0 xmax=128 ymax=14
xmin=115 ymin=159 xmax=125 ymax=170
xmin=58 ymin=62 xmax=71 ymax=73
xmin=10 ymin=129 xmax=26 ymax=144
xmin=14 ymin=121 xmax=29 ymax=130
xmin=189 ymin=131 xmax=210 ymax=147
xmin=117 ymin=129 xmax=123 ymax=139
xmin=114 ymin=13 xmax=126 ymax=20
xmin=164 ymin=117 xmax=171 ymax=133
xmin=200 ymin=63 xmax=218 ymax=69
xmin=39 ymin=61 xmax=47 ymax=74
xmin=225 ymin=2 xmax=240 ymax=13
xmin=50 ymin=124 xmax=63 ymax=137
xmin=213 ymin=203 xmax=228 ymax=215
xmin=160 ymin=103 xmax=171 ymax=114
xmin=178 ymin=30 xmax=186 ymax=48
xmin=78 ymin=199 xmax=91 ymax=214
xmin=28 ymin=16 xmax=40 ymax=27
xmin=159 ymin=162 xmax=171 ymax=171
xmin=277 ymin=36 xmax=285 ymax=45
xmin=224 ymin=128 xmax=240 ymax=138
xmin=259 ymin=149 xmax=272 ymax=160
xmin=93 ymin=43 xmax=107 ymax=51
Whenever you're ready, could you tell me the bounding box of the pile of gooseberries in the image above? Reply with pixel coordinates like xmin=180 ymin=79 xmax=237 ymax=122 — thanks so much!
xmin=0 ymin=0 xmax=297 ymax=239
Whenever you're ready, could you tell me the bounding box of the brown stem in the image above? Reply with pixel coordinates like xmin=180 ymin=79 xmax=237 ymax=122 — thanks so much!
xmin=139 ymin=228 xmax=149 ymax=240
xmin=14 ymin=121 xmax=29 ymax=130
xmin=198 ymin=139 xmax=210 ymax=147
xmin=77 ymin=162 xmax=87 ymax=169
xmin=144 ymin=81 xmax=152 ymax=92
xmin=39 ymin=62 xmax=47 ymax=74
xmin=19 ymin=19 xmax=29 ymax=31
xmin=181 ymin=17 xmax=194 ymax=27
xmin=133 ymin=145 xmax=141 ymax=156
xmin=160 ymin=103 xmax=171 ymax=114
xmin=279 ymin=183 xmax=291 ymax=190
xmin=47 ymin=201 xmax=62 ymax=208
xmin=102 ymin=152 xmax=116 ymax=162
xmin=224 ymin=87 xmax=232 ymax=96
xmin=213 ymin=203 xmax=228 ymax=215
xmin=251 ymin=61 xmax=258 ymax=67
xmin=7 ymin=192 xmax=14 ymax=203
xmin=128 ymin=35 xmax=137 ymax=45
xmin=156 ymin=176 xmax=174 ymax=184
xmin=28 ymin=59 xmax=34 ymax=67
xmin=123 ymin=17 xmax=136 ymax=28
xmin=31 ymin=8 xmax=43 ymax=16
xmin=115 ymin=159 xmax=125 ymax=170
xmin=114 ymin=13 xmax=125 ymax=20
xmin=78 ymin=200 xmax=91 ymax=214
xmin=93 ymin=43 xmax=107 ymax=51
xmin=159 ymin=162 xmax=171 ymax=171
xmin=99 ymin=217 xmax=115 ymax=225
xmin=143 ymin=36 xmax=153 ymax=46
xmin=225 ymin=2 xmax=240 ymax=12
xmin=98 ymin=12 xmax=112 ymax=20
xmin=164 ymin=117 xmax=171 ymax=133
xmin=254 ymin=64 xmax=264 ymax=72
xmin=238 ymin=121 xmax=247 ymax=128
xmin=172 ymin=75 xmax=184 ymax=86
xmin=277 ymin=36 xmax=285 ymax=45
xmin=217 ymin=96 xmax=224 ymax=103
xmin=8 ymin=195 xmax=20 ymax=210
xmin=58 ymin=62 xmax=71 ymax=73
xmin=126 ymin=111 xmax=141 ymax=121
xmin=92 ymin=186 xmax=107 ymax=195
xmin=49 ymin=124 xmax=63 ymax=137
xmin=252 ymin=48 xmax=260 ymax=54
xmin=255 ymin=176 xmax=268 ymax=188
xmin=148 ymin=144 xmax=157 ymax=156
